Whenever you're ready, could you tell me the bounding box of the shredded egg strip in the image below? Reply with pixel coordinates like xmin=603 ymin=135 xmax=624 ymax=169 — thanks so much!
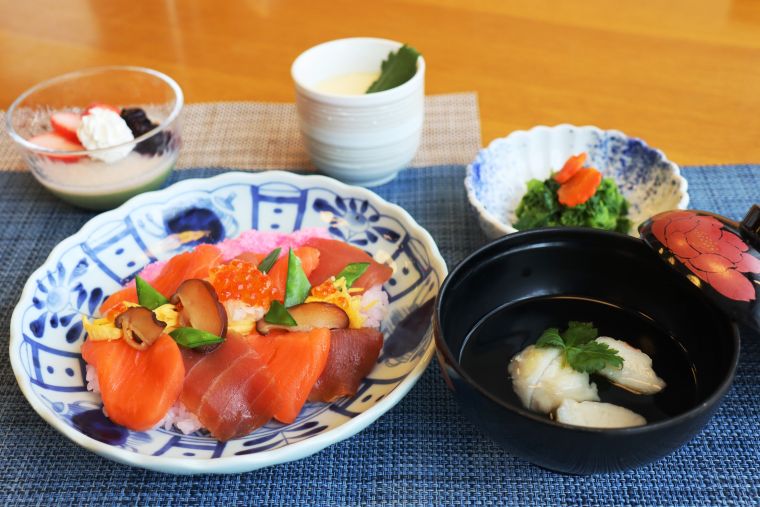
xmin=306 ymin=277 xmax=366 ymax=328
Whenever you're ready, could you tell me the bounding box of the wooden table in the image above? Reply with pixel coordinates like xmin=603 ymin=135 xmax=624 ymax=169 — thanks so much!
xmin=1 ymin=0 xmax=759 ymax=165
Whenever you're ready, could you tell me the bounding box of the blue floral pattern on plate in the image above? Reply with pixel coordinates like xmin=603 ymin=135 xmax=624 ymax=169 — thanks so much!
xmin=10 ymin=171 xmax=447 ymax=474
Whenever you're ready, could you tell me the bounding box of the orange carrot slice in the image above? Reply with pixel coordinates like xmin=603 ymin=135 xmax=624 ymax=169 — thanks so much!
xmin=554 ymin=153 xmax=588 ymax=184
xmin=81 ymin=334 xmax=185 ymax=431
xmin=557 ymin=167 xmax=603 ymax=207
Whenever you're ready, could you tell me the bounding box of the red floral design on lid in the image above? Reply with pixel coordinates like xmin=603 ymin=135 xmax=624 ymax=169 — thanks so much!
xmin=651 ymin=211 xmax=760 ymax=302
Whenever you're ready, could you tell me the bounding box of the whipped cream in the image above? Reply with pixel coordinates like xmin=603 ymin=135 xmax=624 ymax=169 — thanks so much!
xmin=76 ymin=107 xmax=134 ymax=163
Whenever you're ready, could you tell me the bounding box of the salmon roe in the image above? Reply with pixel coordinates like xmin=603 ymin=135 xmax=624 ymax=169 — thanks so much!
xmin=105 ymin=301 xmax=131 ymax=321
xmin=209 ymin=259 xmax=275 ymax=307
xmin=311 ymin=278 xmax=337 ymax=298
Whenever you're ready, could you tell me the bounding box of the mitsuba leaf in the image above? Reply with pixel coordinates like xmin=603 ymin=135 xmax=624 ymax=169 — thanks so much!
xmin=135 ymin=276 xmax=169 ymax=310
xmin=335 ymin=262 xmax=370 ymax=288
xmin=566 ymin=341 xmax=624 ymax=373
xmin=169 ymin=327 xmax=224 ymax=348
xmin=535 ymin=327 xmax=564 ymax=349
xmin=561 ymin=321 xmax=598 ymax=347
xmin=533 ymin=321 xmax=623 ymax=374
xmin=257 ymin=247 xmax=281 ymax=274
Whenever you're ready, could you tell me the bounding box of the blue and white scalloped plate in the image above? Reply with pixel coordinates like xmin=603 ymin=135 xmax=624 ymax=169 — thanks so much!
xmin=465 ymin=124 xmax=690 ymax=238
xmin=9 ymin=171 xmax=447 ymax=474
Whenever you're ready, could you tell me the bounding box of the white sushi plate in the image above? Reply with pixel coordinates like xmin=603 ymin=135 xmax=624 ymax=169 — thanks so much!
xmin=9 ymin=171 xmax=447 ymax=474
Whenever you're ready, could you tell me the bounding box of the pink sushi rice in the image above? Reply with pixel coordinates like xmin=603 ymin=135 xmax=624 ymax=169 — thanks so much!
xmin=137 ymin=227 xmax=332 ymax=284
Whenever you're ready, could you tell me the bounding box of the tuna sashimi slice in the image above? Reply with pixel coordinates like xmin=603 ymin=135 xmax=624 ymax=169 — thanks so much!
xmin=197 ymin=350 xmax=275 ymax=441
xmin=181 ymin=329 xmax=330 ymax=440
xmin=182 ymin=333 xmax=278 ymax=441
xmin=249 ymin=328 xmax=331 ymax=424
xmin=81 ymin=335 xmax=185 ymax=431
xmin=309 ymin=328 xmax=384 ymax=403
xmin=181 ymin=333 xmax=268 ymax=414
xmin=100 ymin=244 xmax=222 ymax=316
xmin=303 ymin=238 xmax=393 ymax=290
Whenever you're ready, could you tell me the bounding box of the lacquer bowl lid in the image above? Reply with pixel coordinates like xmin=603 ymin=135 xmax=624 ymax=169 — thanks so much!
xmin=639 ymin=205 xmax=760 ymax=332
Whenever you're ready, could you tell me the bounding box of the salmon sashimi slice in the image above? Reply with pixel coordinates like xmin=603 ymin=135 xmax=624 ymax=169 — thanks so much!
xmin=267 ymin=246 xmax=320 ymax=301
xmin=303 ymin=238 xmax=393 ymax=290
xmin=309 ymin=328 xmax=384 ymax=403
xmin=81 ymin=335 xmax=185 ymax=431
xmin=234 ymin=252 xmax=265 ymax=265
xmin=100 ymin=244 xmax=223 ymax=317
xmin=249 ymin=328 xmax=331 ymax=424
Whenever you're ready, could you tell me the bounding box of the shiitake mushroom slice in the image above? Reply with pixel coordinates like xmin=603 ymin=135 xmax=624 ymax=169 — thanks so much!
xmin=171 ymin=279 xmax=228 ymax=339
xmin=256 ymin=302 xmax=349 ymax=335
xmin=115 ymin=306 xmax=167 ymax=351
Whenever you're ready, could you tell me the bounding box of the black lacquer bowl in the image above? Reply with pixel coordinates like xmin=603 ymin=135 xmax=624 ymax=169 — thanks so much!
xmin=434 ymin=228 xmax=741 ymax=474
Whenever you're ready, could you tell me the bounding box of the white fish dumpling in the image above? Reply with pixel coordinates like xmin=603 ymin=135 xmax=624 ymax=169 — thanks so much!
xmin=508 ymin=345 xmax=599 ymax=414
xmin=555 ymin=400 xmax=646 ymax=429
xmin=595 ymin=337 xmax=666 ymax=395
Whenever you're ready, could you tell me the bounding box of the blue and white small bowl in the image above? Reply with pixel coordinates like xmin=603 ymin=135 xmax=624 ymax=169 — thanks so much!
xmin=465 ymin=125 xmax=689 ymax=238
xmin=9 ymin=171 xmax=447 ymax=474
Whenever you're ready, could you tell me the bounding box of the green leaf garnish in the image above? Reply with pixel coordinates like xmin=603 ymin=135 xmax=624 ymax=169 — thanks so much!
xmin=257 ymin=247 xmax=281 ymax=274
xmin=566 ymin=341 xmax=624 ymax=373
xmin=535 ymin=321 xmax=623 ymax=374
xmin=264 ymin=300 xmax=297 ymax=326
xmin=562 ymin=321 xmax=598 ymax=347
xmin=169 ymin=327 xmax=224 ymax=349
xmin=335 ymin=262 xmax=370 ymax=288
xmin=284 ymin=248 xmax=311 ymax=308
xmin=536 ymin=327 xmax=565 ymax=349
xmin=366 ymin=44 xmax=420 ymax=94
xmin=515 ymin=176 xmax=631 ymax=233
xmin=135 ymin=276 xmax=169 ymax=310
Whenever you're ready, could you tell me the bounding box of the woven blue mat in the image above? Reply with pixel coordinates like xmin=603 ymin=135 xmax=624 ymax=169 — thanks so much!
xmin=1 ymin=165 xmax=758 ymax=506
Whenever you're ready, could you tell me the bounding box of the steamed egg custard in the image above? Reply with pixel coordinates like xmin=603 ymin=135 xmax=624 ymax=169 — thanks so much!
xmin=459 ymin=295 xmax=698 ymax=428
xmin=315 ymin=72 xmax=381 ymax=95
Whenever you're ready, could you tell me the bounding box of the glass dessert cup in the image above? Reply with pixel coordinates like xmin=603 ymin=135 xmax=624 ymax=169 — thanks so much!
xmin=6 ymin=66 xmax=183 ymax=210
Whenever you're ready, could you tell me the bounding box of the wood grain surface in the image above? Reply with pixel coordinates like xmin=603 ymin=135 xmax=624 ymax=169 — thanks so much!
xmin=1 ymin=0 xmax=759 ymax=164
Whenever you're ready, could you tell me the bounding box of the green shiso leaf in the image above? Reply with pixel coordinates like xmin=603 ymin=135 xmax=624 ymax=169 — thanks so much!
xmin=335 ymin=262 xmax=370 ymax=288
xmin=366 ymin=44 xmax=421 ymax=93
xmin=135 ymin=276 xmax=169 ymax=310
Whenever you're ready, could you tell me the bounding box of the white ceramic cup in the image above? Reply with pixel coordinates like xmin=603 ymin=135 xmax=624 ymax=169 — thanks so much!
xmin=291 ymin=37 xmax=425 ymax=187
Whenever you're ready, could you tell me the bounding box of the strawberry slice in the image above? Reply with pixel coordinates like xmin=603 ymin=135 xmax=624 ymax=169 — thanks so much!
xmin=557 ymin=167 xmax=603 ymax=207
xmin=85 ymin=102 xmax=121 ymax=115
xmin=554 ymin=152 xmax=588 ymax=184
xmin=28 ymin=132 xmax=85 ymax=162
xmin=50 ymin=112 xmax=82 ymax=143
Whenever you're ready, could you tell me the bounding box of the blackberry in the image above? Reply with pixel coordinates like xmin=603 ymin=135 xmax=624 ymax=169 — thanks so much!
xmin=120 ymin=107 xmax=173 ymax=156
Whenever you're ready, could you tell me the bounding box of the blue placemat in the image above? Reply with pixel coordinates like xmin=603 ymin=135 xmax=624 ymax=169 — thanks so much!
xmin=1 ymin=165 xmax=759 ymax=506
